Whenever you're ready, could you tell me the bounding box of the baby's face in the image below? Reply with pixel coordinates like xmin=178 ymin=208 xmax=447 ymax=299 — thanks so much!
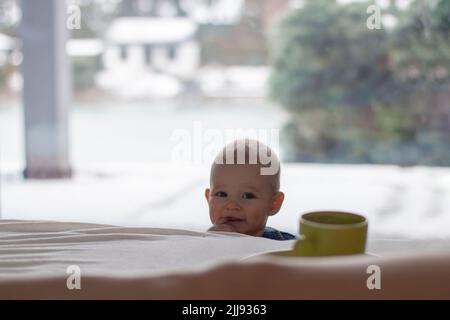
xmin=205 ymin=164 xmax=278 ymax=236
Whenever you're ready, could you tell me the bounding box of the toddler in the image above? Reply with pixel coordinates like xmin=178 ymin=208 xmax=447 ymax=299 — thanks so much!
xmin=205 ymin=139 xmax=296 ymax=240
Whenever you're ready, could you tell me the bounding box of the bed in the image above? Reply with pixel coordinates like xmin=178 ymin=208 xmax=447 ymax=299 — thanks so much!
xmin=1 ymin=219 xmax=450 ymax=299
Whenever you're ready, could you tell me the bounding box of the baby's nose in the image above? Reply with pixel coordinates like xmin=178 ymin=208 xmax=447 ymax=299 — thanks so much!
xmin=225 ymin=200 xmax=241 ymax=211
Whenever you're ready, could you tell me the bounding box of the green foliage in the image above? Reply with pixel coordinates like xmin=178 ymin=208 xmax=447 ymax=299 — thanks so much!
xmin=270 ymin=0 xmax=391 ymax=111
xmin=199 ymin=18 xmax=268 ymax=65
xmin=0 ymin=62 xmax=14 ymax=88
xmin=72 ymin=55 xmax=102 ymax=91
xmin=270 ymin=0 xmax=450 ymax=166
xmin=0 ymin=65 xmax=6 ymax=86
xmin=435 ymin=0 xmax=450 ymax=29
xmin=389 ymin=0 xmax=450 ymax=96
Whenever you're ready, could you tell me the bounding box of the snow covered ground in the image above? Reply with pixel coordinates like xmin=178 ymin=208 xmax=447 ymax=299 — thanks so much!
xmin=2 ymin=162 xmax=450 ymax=240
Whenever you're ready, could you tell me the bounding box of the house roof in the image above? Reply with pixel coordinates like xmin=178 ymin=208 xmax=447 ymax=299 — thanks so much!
xmin=105 ymin=17 xmax=197 ymax=45
xmin=66 ymin=39 xmax=105 ymax=57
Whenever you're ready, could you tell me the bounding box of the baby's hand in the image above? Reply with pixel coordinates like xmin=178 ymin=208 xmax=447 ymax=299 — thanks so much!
xmin=208 ymin=223 xmax=238 ymax=233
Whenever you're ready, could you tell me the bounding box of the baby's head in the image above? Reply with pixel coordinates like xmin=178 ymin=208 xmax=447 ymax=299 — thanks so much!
xmin=205 ymin=139 xmax=284 ymax=236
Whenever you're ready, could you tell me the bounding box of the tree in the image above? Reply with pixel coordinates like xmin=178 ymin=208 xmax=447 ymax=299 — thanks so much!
xmin=269 ymin=0 xmax=392 ymax=112
xmin=382 ymin=0 xmax=450 ymax=144
xmin=389 ymin=0 xmax=450 ymax=96
xmin=269 ymin=0 xmax=450 ymax=165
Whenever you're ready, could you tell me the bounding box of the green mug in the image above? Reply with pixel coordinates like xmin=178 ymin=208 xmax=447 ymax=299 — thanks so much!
xmin=292 ymin=211 xmax=368 ymax=257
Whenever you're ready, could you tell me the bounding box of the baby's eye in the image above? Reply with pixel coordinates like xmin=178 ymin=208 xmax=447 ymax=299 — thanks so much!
xmin=242 ymin=192 xmax=256 ymax=199
xmin=214 ymin=191 xmax=227 ymax=197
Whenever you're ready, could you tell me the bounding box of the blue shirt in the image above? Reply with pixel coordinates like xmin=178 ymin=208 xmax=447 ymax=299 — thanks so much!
xmin=262 ymin=226 xmax=297 ymax=241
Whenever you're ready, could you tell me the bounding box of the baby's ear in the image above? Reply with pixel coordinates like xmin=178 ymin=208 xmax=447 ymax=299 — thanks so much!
xmin=269 ymin=192 xmax=284 ymax=216
xmin=204 ymin=188 xmax=210 ymax=201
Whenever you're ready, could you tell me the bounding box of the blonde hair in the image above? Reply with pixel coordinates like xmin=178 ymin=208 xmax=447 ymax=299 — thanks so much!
xmin=210 ymin=138 xmax=280 ymax=193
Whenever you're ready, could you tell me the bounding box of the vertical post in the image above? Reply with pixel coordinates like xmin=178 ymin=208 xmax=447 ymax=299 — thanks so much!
xmin=21 ymin=0 xmax=72 ymax=179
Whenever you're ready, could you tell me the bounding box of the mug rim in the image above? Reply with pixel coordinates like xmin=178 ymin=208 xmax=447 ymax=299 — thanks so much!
xmin=300 ymin=210 xmax=368 ymax=229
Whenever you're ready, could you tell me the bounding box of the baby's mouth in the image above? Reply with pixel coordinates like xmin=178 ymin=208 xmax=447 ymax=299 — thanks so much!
xmin=222 ymin=217 xmax=245 ymax=223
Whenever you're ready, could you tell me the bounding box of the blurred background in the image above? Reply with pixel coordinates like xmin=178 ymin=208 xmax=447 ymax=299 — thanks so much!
xmin=0 ymin=0 xmax=449 ymax=239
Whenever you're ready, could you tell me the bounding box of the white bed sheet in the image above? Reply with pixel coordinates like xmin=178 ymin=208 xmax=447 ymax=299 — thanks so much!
xmin=1 ymin=220 xmax=450 ymax=299
xmin=2 ymin=219 xmax=450 ymax=279
xmin=0 ymin=219 xmax=293 ymax=279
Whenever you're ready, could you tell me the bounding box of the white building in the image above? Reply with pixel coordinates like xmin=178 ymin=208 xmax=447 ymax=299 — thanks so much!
xmin=103 ymin=17 xmax=199 ymax=79
xmin=0 ymin=33 xmax=15 ymax=66
xmin=95 ymin=17 xmax=200 ymax=98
